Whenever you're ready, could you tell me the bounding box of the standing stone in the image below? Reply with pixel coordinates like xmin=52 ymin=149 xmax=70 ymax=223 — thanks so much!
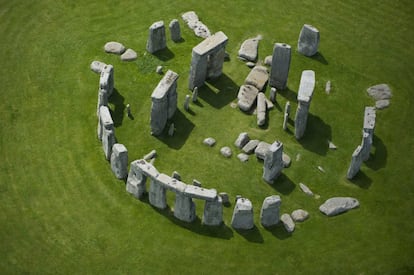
xmin=361 ymin=107 xmax=376 ymax=161
xmin=284 ymin=101 xmax=291 ymax=116
xmin=325 ymin=80 xmax=331 ymax=94
xmin=281 ymin=213 xmax=295 ymax=233
xmin=184 ymin=95 xmax=191 ymax=111
xmin=146 ymin=21 xmax=167 ymax=54
xmin=294 ymin=70 xmax=316 ymax=140
xmin=169 ymin=19 xmax=181 ymax=42
xmin=263 ymin=141 xmax=284 ymax=183
xmin=149 ymin=177 xmax=167 ymax=209
xmin=110 ymin=144 xmax=128 ymax=179
xmin=126 ymin=104 xmax=131 ymax=117
xmin=282 ymin=113 xmax=289 ymax=130
xmin=269 ymin=87 xmax=277 ymax=103
xmin=269 ymin=43 xmax=291 ymax=90
xmin=238 ymin=36 xmax=260 ymax=62
xmin=192 ymin=87 xmax=198 ymax=102
xmin=98 ymin=106 xmax=115 ymax=158
xmin=168 ymin=123 xmax=175 ymax=136
xmin=234 ymin=132 xmax=250 ymax=148
xmin=319 ymin=197 xmax=359 ymax=216
xmin=203 ymin=196 xmax=223 ymax=226
xmin=231 ymin=198 xmax=254 ymax=230
xmin=260 ymin=195 xmax=282 ymax=227
xmin=297 ymin=24 xmax=320 ymax=57
xmin=99 ymin=64 xmax=114 ymax=97
xmin=257 ymin=93 xmax=267 ymax=126
xmin=346 ymin=145 xmax=363 ymax=179
xmin=237 ymin=84 xmax=259 ymax=111
xmin=174 ymin=192 xmax=196 ymax=222
xmin=126 ymin=160 xmax=159 ymax=199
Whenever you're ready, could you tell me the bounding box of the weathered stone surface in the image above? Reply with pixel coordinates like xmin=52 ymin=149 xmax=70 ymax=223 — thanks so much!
xmin=96 ymin=88 xmax=108 ymax=117
xmin=120 ymin=48 xmax=137 ymax=61
xmin=237 ymin=153 xmax=249 ymax=162
xmin=97 ymin=105 xmax=113 ymax=139
xmin=90 ymin=60 xmax=106 ymax=74
xmin=110 ymin=143 xmax=128 ymax=179
xmin=193 ymin=22 xmax=211 ymax=38
xmin=282 ymin=153 xmax=291 ymax=168
xmin=257 ymin=93 xmax=267 ymax=126
xmin=146 ymin=21 xmax=166 ymax=54
xmin=156 ymin=173 xmax=186 ymax=193
xmin=181 ymin=11 xmax=211 ymax=38
xmin=347 ymin=145 xmax=363 ymax=179
xmin=184 ymin=185 xmax=217 ymax=201
xmin=126 ymin=159 xmax=159 ymax=199
xmin=367 ymin=84 xmax=392 ymax=101
xmin=297 ymin=24 xmax=320 ymax=57
xmin=299 ymin=183 xmax=314 ymax=196
xmin=264 ymin=55 xmax=272 ymax=66
xmin=255 ymin=141 xmax=270 ymax=160
xmin=99 ymin=64 xmax=114 ymax=97
xmin=263 ymin=141 xmax=284 ymax=183
xmin=238 ymin=36 xmax=260 ymax=62
xmin=363 ymin=106 xmax=376 ymax=132
xmin=376 ymin=99 xmax=390 ymax=109
xmin=237 ymin=84 xmax=259 ymax=112
xmin=291 ymin=209 xmax=309 ymax=222
xmin=280 ymin=213 xmax=295 ymax=233
xmin=220 ymin=146 xmax=232 ymax=158
xmin=284 ymin=101 xmax=291 ymax=116
xmin=231 ymin=198 xmax=254 ymax=230
xmin=203 ymin=196 xmax=223 ymax=226
xmin=143 ymin=149 xmax=157 ymax=161
xmin=325 ymin=80 xmax=331 ymax=94
xmin=265 ymin=97 xmax=274 ymax=109
xmin=104 ymin=41 xmax=126 ymax=55
xmin=269 ymin=87 xmax=277 ymax=103
xmin=149 ymin=177 xmax=167 ymax=209
xmin=360 ymin=131 xmax=372 ymax=162
xmin=295 ymin=70 xmax=316 ymax=140
xmin=260 ymin=195 xmax=281 ymax=227
xmin=219 ymin=192 xmax=230 ymax=205
xmin=174 ymin=192 xmax=196 ymax=222
xmin=319 ymin=197 xmax=359 ymax=216
xmin=203 ymin=137 xmax=216 ymax=147
xmin=283 ymin=112 xmax=288 ymax=130
xmin=269 ymin=43 xmax=291 ymax=90
xmin=245 ymin=66 xmax=269 ymax=91
xmin=184 ymin=95 xmax=191 ymax=111
xmin=242 ymin=139 xmax=260 ymax=154
xmin=169 ymin=19 xmax=181 ymax=42
xmin=234 ymin=132 xmax=250 ymax=148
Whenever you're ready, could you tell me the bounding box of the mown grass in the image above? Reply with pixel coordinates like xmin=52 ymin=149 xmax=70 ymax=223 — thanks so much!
xmin=1 ymin=0 xmax=413 ymax=274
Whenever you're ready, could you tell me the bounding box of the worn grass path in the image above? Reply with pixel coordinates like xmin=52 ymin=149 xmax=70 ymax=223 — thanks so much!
xmin=0 ymin=0 xmax=413 ymax=274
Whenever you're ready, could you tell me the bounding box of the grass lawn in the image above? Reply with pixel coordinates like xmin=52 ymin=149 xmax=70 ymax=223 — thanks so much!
xmin=1 ymin=0 xmax=413 ymax=274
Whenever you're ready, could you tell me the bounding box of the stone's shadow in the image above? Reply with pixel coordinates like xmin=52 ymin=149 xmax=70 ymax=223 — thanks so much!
xmin=273 ymin=101 xmax=283 ymax=112
xmin=154 ymin=109 xmax=195 ymax=150
xmin=269 ymin=173 xmax=296 ymax=195
xmin=199 ymin=74 xmax=238 ymax=109
xmin=127 ymin=113 xmax=135 ymax=120
xmin=264 ymin=223 xmax=292 ymax=240
xmin=349 ymin=170 xmax=372 ymax=189
xmin=108 ymin=88 xmax=126 ymax=128
xmin=234 ymin=225 xmax=264 ymax=243
xmin=297 ymin=113 xmax=332 ymax=156
xmin=365 ymin=135 xmax=387 ymax=171
xmin=173 ymin=37 xmax=185 ymax=43
xmin=311 ymin=52 xmax=328 ymax=65
xmin=153 ymin=47 xmax=175 ymax=61
xmin=278 ymin=87 xmax=298 ymax=103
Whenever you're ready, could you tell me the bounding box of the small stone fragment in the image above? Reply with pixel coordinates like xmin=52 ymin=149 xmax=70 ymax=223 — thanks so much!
xmin=192 ymin=179 xmax=202 ymax=187
xmin=143 ymin=149 xmax=157 ymax=161
xmin=325 ymin=80 xmax=331 ymax=94
xmin=299 ymin=183 xmax=314 ymax=196
xmin=203 ymin=137 xmax=216 ymax=147
xmin=219 ymin=192 xmax=230 ymax=205
xmin=328 ymin=140 xmax=337 ymax=150
xmin=375 ymin=99 xmax=390 ymax=109
xmin=90 ymin=61 xmax=106 ymax=74
xmin=104 ymin=41 xmax=126 ymax=55
xmin=220 ymin=146 xmax=232 ymax=158
xmin=237 ymin=153 xmax=249 ymax=162
xmin=291 ymin=209 xmax=309 ymax=222
xmin=242 ymin=139 xmax=260 ymax=154
xmin=246 ymin=62 xmax=256 ymax=68
xmin=317 ymin=166 xmax=325 ymax=173
xmin=269 ymin=87 xmax=277 ymax=103
xmin=280 ymin=213 xmax=295 ymax=233
xmin=319 ymin=197 xmax=360 ymax=216
xmin=120 ymin=48 xmax=137 ymax=61
xmin=156 ymin=65 xmax=163 ymax=74
xmin=264 ymin=55 xmax=272 ymax=66
xmin=172 ymin=171 xmax=181 ymax=181
xmin=110 ymin=144 xmax=128 ymax=179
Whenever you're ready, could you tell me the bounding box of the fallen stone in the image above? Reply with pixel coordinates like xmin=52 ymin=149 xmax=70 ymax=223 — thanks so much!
xmin=181 ymin=11 xmax=211 ymax=38
xmin=238 ymin=36 xmax=260 ymax=62
xmin=319 ymin=197 xmax=360 ymax=216
xmin=234 ymin=132 xmax=250 ymax=148
xmin=264 ymin=55 xmax=272 ymax=66
xmin=245 ymin=66 xmax=269 ymax=91
xmin=90 ymin=61 xmax=106 ymax=74
xmin=193 ymin=22 xmax=211 ymax=38
xmin=242 ymin=139 xmax=260 ymax=154
xmin=297 ymin=24 xmax=320 ymax=57
xmin=156 ymin=65 xmax=163 ymax=74
xmin=220 ymin=146 xmax=232 ymax=158
xmin=237 ymin=153 xmax=249 ymax=162
xmin=143 ymin=149 xmax=157 ymax=161
xmin=255 ymin=141 xmax=270 ymax=160
xmin=231 ymin=198 xmax=254 ymax=230
xmin=367 ymin=84 xmax=392 ymax=101
xmin=265 ymin=97 xmax=274 ymax=109
xmin=120 ymin=48 xmax=137 ymax=61
xmin=257 ymin=93 xmax=267 ymax=126
xmin=299 ymin=183 xmax=314 ymax=196
xmin=280 ymin=213 xmax=295 ymax=233
xmin=237 ymin=85 xmax=259 ymax=111
xmin=246 ymin=62 xmax=256 ymax=68
xmin=203 ymin=137 xmax=216 ymax=147
xmin=376 ymin=99 xmax=390 ymax=109
xmin=104 ymin=41 xmax=126 ymax=55
xmin=328 ymin=140 xmax=337 ymax=150
xmin=291 ymin=209 xmax=309 ymax=222
xmin=260 ymin=195 xmax=281 ymax=227
xmin=282 ymin=153 xmax=291 ymax=168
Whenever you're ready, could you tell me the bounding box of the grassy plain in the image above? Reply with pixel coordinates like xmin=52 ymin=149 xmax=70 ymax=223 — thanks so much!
xmin=0 ymin=0 xmax=413 ymax=274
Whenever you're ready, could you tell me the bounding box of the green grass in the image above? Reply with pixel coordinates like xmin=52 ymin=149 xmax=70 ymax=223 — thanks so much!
xmin=1 ymin=0 xmax=414 ymax=274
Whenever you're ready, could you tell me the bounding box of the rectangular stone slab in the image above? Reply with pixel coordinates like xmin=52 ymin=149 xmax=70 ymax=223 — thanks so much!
xmin=156 ymin=173 xmax=186 ymax=193
xmin=244 ymin=66 xmax=269 ymax=91
xmin=297 ymin=70 xmax=315 ymax=103
xmin=151 ymin=70 xmax=179 ymax=100
xmin=184 ymin=185 xmax=217 ymax=201
xmin=363 ymin=106 xmax=376 ymax=130
xmin=193 ymin=31 xmax=228 ymax=56
xmin=134 ymin=159 xmax=159 ymax=178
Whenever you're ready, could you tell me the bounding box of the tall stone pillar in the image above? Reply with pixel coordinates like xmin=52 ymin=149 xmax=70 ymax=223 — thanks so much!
xmin=203 ymin=196 xmax=223 ymax=226
xmin=174 ymin=192 xmax=196 ymax=222
xmin=146 ymin=21 xmax=166 ymax=54
xmin=110 ymin=144 xmax=128 ymax=179
xmin=169 ymin=19 xmax=181 ymax=42
xmin=98 ymin=106 xmax=115 ymax=160
xmin=99 ymin=64 xmax=114 ymax=97
xmin=263 ymin=141 xmax=284 ymax=183
xmin=361 ymin=107 xmax=376 ymax=161
xmin=96 ymin=88 xmax=108 ymax=117
xmin=126 ymin=160 xmax=159 ymax=199
xmin=269 ymin=43 xmax=291 ymax=90
xmin=207 ymin=46 xmax=226 ymax=79
xmin=260 ymin=195 xmax=281 ymax=227
xmin=346 ymin=145 xmax=363 ymax=179
xmin=231 ymin=198 xmax=254 ymax=230
xmin=149 ymin=177 xmax=167 ymax=209
xmin=294 ymin=70 xmax=315 ymax=140
xmin=188 ymin=51 xmax=208 ymax=90
xmin=297 ymin=24 xmax=320 ymax=57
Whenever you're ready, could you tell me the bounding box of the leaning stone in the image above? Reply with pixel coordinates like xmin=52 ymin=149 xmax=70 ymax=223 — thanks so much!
xmin=234 ymin=132 xmax=250 ymax=148
xmin=220 ymin=146 xmax=232 ymax=158
xmin=291 ymin=209 xmax=309 ymax=222
xmin=346 ymin=145 xmax=363 ymax=179
xmin=104 ymin=41 xmax=126 ymax=55
xmin=242 ymin=139 xmax=260 ymax=154
xmin=257 ymin=93 xmax=267 ymax=126
xmin=319 ymin=197 xmax=360 ymax=216
xmin=260 ymin=195 xmax=281 ymax=227
xmin=375 ymin=99 xmax=390 ymax=109
xmin=255 ymin=141 xmax=270 ymax=160
xmin=299 ymin=183 xmax=314 ymax=196
xmin=231 ymin=198 xmax=254 ymax=230
xmin=237 ymin=153 xmax=249 ymax=162
xmin=110 ymin=144 xmax=128 ymax=179
xmin=367 ymin=84 xmax=392 ymax=101
xmin=282 ymin=153 xmax=291 ymax=168
xmin=146 ymin=21 xmax=166 ymax=54
xmin=143 ymin=149 xmax=157 ymax=161
xmin=245 ymin=66 xmax=269 ymax=91
xmin=203 ymin=137 xmax=216 ymax=147
xmin=120 ymin=48 xmax=137 ymax=61
xmin=192 ymin=179 xmax=202 ymax=187
xmin=280 ymin=213 xmax=295 ymax=233
xmin=90 ymin=61 xmax=106 ymax=74
xmin=264 ymin=55 xmax=272 ymax=66
xmin=172 ymin=171 xmax=181 ymax=181
xmin=219 ymin=192 xmax=230 ymax=205
xmin=237 ymin=85 xmax=259 ymax=111
xmin=156 ymin=65 xmax=163 ymax=74
xmin=238 ymin=36 xmax=260 ymax=62
xmin=169 ymin=19 xmax=181 ymax=42
xmin=297 ymin=24 xmax=320 ymax=57
xmin=269 ymin=43 xmax=291 ymax=90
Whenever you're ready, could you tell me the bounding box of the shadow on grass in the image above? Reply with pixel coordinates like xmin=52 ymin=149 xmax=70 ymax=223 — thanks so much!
xmin=152 ymin=47 xmax=175 ymax=61
xmin=349 ymin=170 xmax=372 ymax=189
xmin=278 ymin=87 xmax=297 ymax=103
xmin=198 ymin=74 xmax=238 ymax=109
xmin=269 ymin=173 xmax=296 ymax=195
xmin=234 ymin=225 xmax=264 ymax=243
xmin=264 ymin=223 xmax=292 ymax=240
xmin=108 ymin=88 xmax=126 ymax=128
xmin=311 ymin=52 xmax=328 ymax=65
xmin=154 ymin=110 xmax=195 ymax=150
xmin=297 ymin=113 xmax=332 ymax=156
xmin=365 ymin=135 xmax=387 ymax=171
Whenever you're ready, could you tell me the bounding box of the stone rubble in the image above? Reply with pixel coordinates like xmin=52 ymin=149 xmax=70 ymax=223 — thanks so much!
xmin=234 ymin=132 xmax=250 ymax=149
xmin=238 ymin=36 xmax=261 ymax=62
xmin=325 ymin=80 xmax=331 ymax=94
xmin=181 ymin=11 xmax=211 ymax=38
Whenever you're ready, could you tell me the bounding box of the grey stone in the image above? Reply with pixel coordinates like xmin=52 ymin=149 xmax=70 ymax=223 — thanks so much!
xmin=220 ymin=146 xmax=232 ymax=158
xmin=237 ymin=153 xmax=249 ymax=162
xmin=235 ymin=195 xmax=242 ymax=202
xmin=203 ymin=137 xmax=216 ymax=147
xmin=149 ymin=177 xmax=167 ymax=209
xmin=231 ymin=198 xmax=254 ymax=230
xmin=146 ymin=21 xmax=166 ymax=54
xmin=328 ymin=140 xmax=337 ymax=150
xmin=283 ymin=113 xmax=288 ymax=130
xmin=363 ymin=106 xmax=376 ymax=132
xmin=257 ymin=93 xmax=267 ymax=126
xmin=291 ymin=209 xmax=309 ymax=222
xmin=264 ymin=55 xmax=272 ymax=66
xmin=282 ymin=153 xmax=291 ymax=168
xmin=168 ymin=123 xmax=175 ymax=136
xmin=203 ymin=196 xmax=223 ymax=226
xmin=280 ymin=213 xmax=295 ymax=233
xmin=143 ymin=149 xmax=157 ymax=161
xmin=104 ymin=41 xmax=126 ymax=55
xmin=192 ymin=179 xmax=202 ymax=187
xmin=319 ymin=197 xmax=360 ymax=216
xmin=238 ymin=36 xmax=260 ymax=62
xmin=237 ymin=84 xmax=259 ymax=112
xmin=317 ymin=166 xmax=326 ymax=173
xmin=325 ymin=80 xmax=331 ymax=94
xmin=245 ymin=66 xmax=269 ymax=91
xmin=367 ymin=84 xmax=392 ymax=101
xmin=110 ymin=144 xmax=128 ymax=179
xmin=169 ymin=19 xmax=181 ymax=42
xmin=254 ymin=141 xmax=270 ymax=160
xmin=234 ymin=132 xmax=250 ymax=149
xmin=269 ymin=43 xmax=291 ymax=90
xmin=182 ymin=11 xmax=211 ymax=38
xmin=90 ymin=60 xmax=106 ymax=74
xmin=174 ymin=192 xmax=196 ymax=222
xmin=184 ymin=185 xmax=217 ymax=201
xmin=172 ymin=171 xmax=181 ymax=181
xmin=156 ymin=173 xmax=186 ymax=193
xmin=184 ymin=95 xmax=191 ymax=111
xmin=99 ymin=64 xmax=114 ymax=97
xmin=265 ymin=97 xmax=274 ymax=109
xmin=269 ymin=87 xmax=277 ymax=103
xmin=192 ymin=87 xmax=198 ymax=102
xmin=284 ymin=101 xmax=291 ymax=116
xmin=263 ymin=141 xmax=284 ymax=183
xmin=246 ymin=62 xmax=255 ymax=68
xmin=219 ymin=192 xmax=230 ymax=205
xmin=120 ymin=48 xmax=137 ymax=61
xmin=98 ymin=106 xmax=115 ymax=160
xmin=126 ymin=104 xmax=131 ymax=117
xmin=156 ymin=65 xmax=163 ymax=74
xmin=126 ymin=160 xmax=159 ymax=199
xmin=347 ymin=145 xmax=363 ymax=179
xmin=242 ymin=139 xmax=260 ymax=154
xmin=260 ymin=195 xmax=281 ymax=227
xmin=360 ymin=131 xmax=372 ymax=162
xmin=295 ymin=70 xmax=315 ymax=140
xmin=297 ymin=24 xmax=320 ymax=56
xmin=376 ymin=99 xmax=390 ymax=109
xmin=96 ymin=88 xmax=108 ymax=117
xmin=299 ymin=183 xmax=314 ymax=196
xmin=193 ymin=22 xmax=211 ymax=38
